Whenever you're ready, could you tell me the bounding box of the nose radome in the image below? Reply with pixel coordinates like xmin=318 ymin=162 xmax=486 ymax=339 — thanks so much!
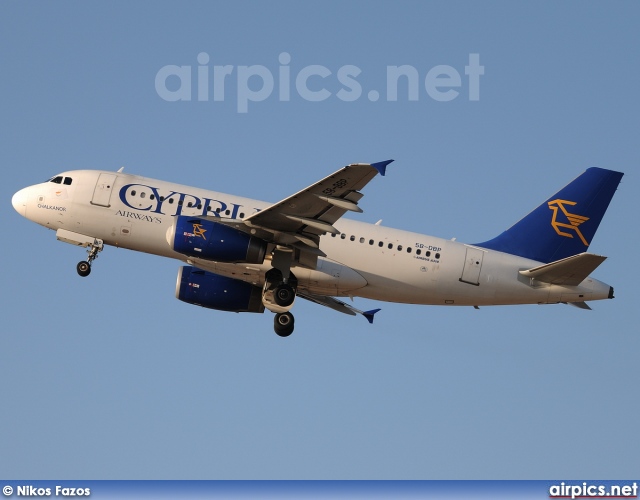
xmin=12 ymin=188 xmax=28 ymax=217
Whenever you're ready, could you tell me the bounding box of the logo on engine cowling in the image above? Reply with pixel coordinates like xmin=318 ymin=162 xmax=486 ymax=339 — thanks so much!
xmin=192 ymin=223 xmax=207 ymax=240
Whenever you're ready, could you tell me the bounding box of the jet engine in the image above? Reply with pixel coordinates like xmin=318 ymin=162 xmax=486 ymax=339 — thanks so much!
xmin=175 ymin=266 xmax=264 ymax=313
xmin=167 ymin=216 xmax=266 ymax=263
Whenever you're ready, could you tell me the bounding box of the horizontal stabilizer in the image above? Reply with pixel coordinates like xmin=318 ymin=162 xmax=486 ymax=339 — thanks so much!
xmin=519 ymin=252 xmax=606 ymax=286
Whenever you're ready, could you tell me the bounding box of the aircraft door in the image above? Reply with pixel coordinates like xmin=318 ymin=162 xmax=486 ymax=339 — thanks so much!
xmin=460 ymin=246 xmax=484 ymax=286
xmin=91 ymin=173 xmax=117 ymax=207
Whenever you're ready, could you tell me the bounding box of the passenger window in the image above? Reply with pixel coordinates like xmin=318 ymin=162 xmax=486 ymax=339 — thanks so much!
xmin=426 ymin=251 xmax=431 ymax=257
xmin=435 ymin=253 xmax=440 ymax=259
xmin=150 ymin=194 xmax=155 ymax=200
xmin=378 ymin=241 xmax=383 ymax=247
xmin=341 ymin=233 xmax=346 ymax=239
xmin=359 ymin=237 xmax=365 ymax=243
xmin=388 ymin=243 xmax=393 ymax=249
xmin=350 ymin=235 xmax=355 ymax=241
xmin=331 ymin=233 xmax=336 ymax=238
xmin=369 ymin=239 xmax=374 ymax=245
xmin=398 ymin=245 xmax=403 ymax=251
xmin=407 ymin=247 xmax=412 ymax=253
xmin=416 ymin=249 xmax=421 ymax=255
xmin=63 ymin=177 xmax=72 ymax=185
xmin=140 ymin=192 xmax=146 ymax=199
xmin=169 ymin=198 xmax=174 ymax=204
xmin=131 ymin=190 xmax=137 ymax=196
xmin=239 ymin=213 xmax=245 ymax=218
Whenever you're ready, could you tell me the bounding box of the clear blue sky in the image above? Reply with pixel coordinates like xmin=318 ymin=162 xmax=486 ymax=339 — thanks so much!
xmin=1 ymin=1 xmax=638 ymax=479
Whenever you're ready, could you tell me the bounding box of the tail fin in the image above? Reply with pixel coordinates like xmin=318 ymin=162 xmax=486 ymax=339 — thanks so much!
xmin=475 ymin=167 xmax=624 ymax=263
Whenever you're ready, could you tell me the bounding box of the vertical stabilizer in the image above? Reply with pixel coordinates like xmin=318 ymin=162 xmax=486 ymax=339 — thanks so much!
xmin=475 ymin=168 xmax=623 ymax=263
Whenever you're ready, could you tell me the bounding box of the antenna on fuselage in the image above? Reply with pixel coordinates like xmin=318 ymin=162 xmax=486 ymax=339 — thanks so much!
xmin=117 ymin=166 xmax=125 ymax=173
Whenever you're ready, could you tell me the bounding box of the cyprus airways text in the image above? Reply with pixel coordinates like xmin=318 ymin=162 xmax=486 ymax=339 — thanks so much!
xmin=118 ymin=183 xmax=260 ymax=219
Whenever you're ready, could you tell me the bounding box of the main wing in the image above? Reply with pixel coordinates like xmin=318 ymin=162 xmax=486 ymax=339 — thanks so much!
xmin=215 ymin=160 xmax=393 ymax=266
xmin=297 ymin=291 xmax=381 ymax=324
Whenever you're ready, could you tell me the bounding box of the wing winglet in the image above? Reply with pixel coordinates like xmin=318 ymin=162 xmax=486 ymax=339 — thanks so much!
xmin=370 ymin=159 xmax=394 ymax=177
xmin=363 ymin=309 xmax=381 ymax=324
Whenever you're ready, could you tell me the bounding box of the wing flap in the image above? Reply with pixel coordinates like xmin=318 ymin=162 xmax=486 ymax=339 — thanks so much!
xmin=519 ymin=252 xmax=607 ymax=286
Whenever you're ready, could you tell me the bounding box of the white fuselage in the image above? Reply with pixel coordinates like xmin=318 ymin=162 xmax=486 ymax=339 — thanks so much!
xmin=12 ymin=170 xmax=612 ymax=307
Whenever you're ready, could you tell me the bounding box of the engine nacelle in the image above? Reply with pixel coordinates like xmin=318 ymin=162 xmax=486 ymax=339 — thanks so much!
xmin=175 ymin=266 xmax=264 ymax=313
xmin=167 ymin=216 xmax=266 ymax=263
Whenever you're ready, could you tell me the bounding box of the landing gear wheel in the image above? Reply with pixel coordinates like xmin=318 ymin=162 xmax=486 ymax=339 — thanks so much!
xmin=274 ymin=312 xmax=295 ymax=337
xmin=75 ymin=237 xmax=103 ymax=277
xmin=273 ymin=283 xmax=295 ymax=307
xmin=77 ymin=261 xmax=91 ymax=277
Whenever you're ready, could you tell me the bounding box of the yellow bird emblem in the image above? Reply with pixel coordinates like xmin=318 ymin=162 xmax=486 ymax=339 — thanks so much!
xmin=547 ymin=199 xmax=589 ymax=246
xmin=192 ymin=223 xmax=207 ymax=240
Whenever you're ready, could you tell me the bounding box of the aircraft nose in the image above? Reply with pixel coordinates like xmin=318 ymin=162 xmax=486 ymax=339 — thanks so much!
xmin=12 ymin=188 xmax=28 ymax=217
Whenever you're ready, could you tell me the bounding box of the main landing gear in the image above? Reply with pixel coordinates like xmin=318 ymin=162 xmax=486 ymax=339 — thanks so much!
xmin=274 ymin=311 xmax=295 ymax=338
xmin=263 ymin=271 xmax=298 ymax=337
xmin=274 ymin=283 xmax=295 ymax=307
xmin=76 ymin=238 xmax=104 ymax=277
xmin=262 ymin=248 xmax=298 ymax=337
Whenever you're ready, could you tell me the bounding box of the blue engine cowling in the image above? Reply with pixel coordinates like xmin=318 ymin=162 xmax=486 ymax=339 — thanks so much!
xmin=175 ymin=266 xmax=264 ymax=313
xmin=167 ymin=216 xmax=267 ymax=263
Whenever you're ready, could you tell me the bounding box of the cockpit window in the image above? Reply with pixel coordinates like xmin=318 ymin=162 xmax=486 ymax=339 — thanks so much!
xmin=49 ymin=176 xmax=63 ymax=184
xmin=63 ymin=177 xmax=72 ymax=185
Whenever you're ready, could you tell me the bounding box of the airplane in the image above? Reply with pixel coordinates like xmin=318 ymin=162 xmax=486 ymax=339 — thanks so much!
xmin=11 ymin=161 xmax=623 ymax=337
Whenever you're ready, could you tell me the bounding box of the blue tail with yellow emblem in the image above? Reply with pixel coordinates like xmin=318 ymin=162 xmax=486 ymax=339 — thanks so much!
xmin=476 ymin=167 xmax=624 ymax=263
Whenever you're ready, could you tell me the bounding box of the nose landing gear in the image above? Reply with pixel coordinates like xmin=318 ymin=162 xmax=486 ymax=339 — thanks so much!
xmin=76 ymin=238 xmax=104 ymax=277
xmin=76 ymin=261 xmax=91 ymax=277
